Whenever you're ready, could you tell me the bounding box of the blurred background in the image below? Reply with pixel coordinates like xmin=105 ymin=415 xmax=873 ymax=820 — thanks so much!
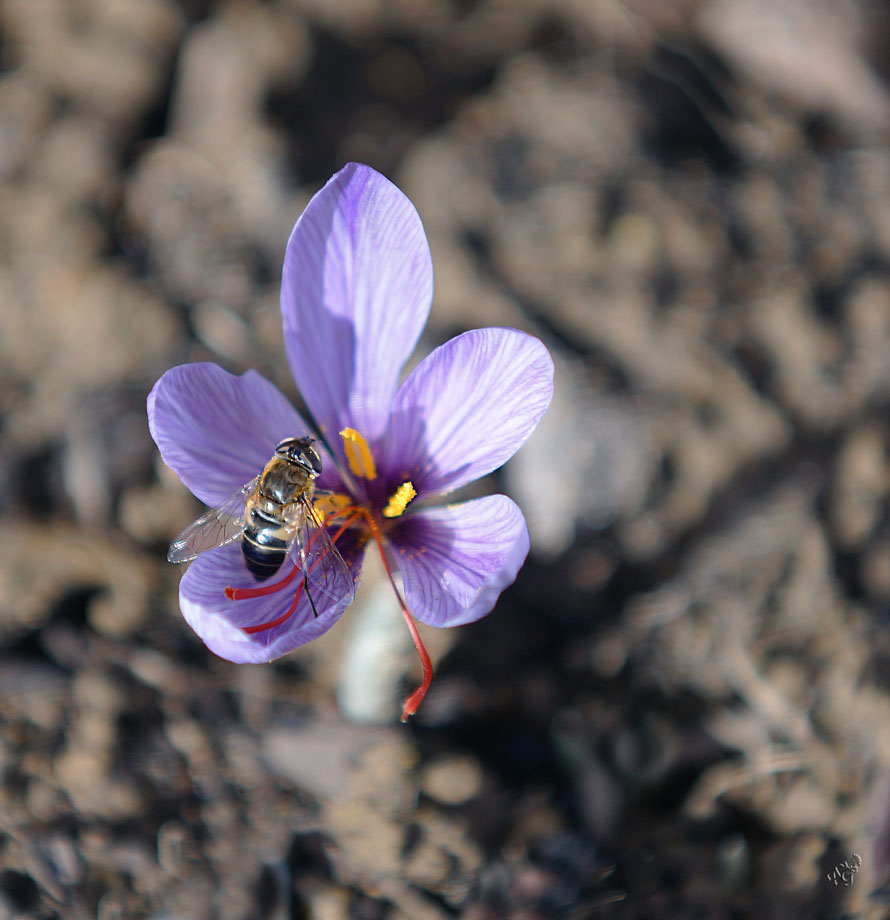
xmin=3 ymin=0 xmax=890 ymax=917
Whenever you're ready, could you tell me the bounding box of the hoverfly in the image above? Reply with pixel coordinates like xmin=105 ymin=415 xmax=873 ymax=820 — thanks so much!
xmin=167 ymin=436 xmax=354 ymax=617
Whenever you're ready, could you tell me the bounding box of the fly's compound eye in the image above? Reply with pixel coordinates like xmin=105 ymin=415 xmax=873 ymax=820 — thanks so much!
xmin=297 ymin=442 xmax=323 ymax=477
xmin=276 ymin=437 xmax=322 ymax=476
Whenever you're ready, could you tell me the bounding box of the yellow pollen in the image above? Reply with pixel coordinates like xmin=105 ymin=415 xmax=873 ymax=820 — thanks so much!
xmin=340 ymin=428 xmax=377 ymax=480
xmin=313 ymin=492 xmax=353 ymax=524
xmin=383 ymin=481 xmax=417 ymax=519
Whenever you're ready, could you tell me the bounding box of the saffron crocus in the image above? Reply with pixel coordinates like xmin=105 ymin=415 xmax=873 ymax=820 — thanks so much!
xmin=148 ymin=163 xmax=554 ymax=719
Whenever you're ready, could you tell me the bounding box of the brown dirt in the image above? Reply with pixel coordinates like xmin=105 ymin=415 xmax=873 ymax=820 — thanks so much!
xmin=2 ymin=0 xmax=890 ymax=917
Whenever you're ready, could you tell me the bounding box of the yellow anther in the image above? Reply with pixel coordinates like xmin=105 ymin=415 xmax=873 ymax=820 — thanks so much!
xmin=340 ymin=428 xmax=377 ymax=480
xmin=313 ymin=492 xmax=354 ymax=525
xmin=383 ymin=481 xmax=417 ymax=518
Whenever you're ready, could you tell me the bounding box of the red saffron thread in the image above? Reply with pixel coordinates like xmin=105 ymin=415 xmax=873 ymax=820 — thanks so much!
xmin=242 ymin=583 xmax=304 ymax=633
xmin=363 ymin=513 xmax=433 ymax=722
xmin=224 ymin=501 xmax=432 ymax=720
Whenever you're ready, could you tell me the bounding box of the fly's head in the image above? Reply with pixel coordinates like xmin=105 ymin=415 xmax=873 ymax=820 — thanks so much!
xmin=275 ymin=437 xmax=323 ymax=479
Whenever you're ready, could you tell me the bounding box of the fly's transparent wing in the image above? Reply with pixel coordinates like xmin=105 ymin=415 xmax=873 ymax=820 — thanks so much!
xmin=287 ymin=496 xmax=356 ymax=609
xmin=167 ymin=477 xmax=259 ymax=563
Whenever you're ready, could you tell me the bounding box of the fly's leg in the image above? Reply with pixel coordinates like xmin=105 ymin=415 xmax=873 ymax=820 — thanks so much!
xmin=297 ymin=527 xmax=320 ymax=619
xmin=303 ymin=566 xmax=320 ymax=619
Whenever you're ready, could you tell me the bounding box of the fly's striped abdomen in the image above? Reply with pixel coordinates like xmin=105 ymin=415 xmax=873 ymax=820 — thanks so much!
xmin=241 ymin=507 xmax=289 ymax=580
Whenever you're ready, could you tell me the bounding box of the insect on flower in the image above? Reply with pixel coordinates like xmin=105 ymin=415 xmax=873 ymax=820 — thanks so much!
xmin=167 ymin=436 xmax=354 ymax=617
xmin=148 ymin=163 xmax=554 ymax=720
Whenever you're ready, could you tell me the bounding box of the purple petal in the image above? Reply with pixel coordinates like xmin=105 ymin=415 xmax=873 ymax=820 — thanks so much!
xmin=147 ymin=363 xmax=308 ymax=507
xmin=383 ymin=328 xmax=554 ymax=496
xmin=390 ymin=494 xmax=529 ymax=628
xmin=179 ymin=539 xmax=362 ymax=663
xmin=281 ymin=163 xmax=433 ymax=449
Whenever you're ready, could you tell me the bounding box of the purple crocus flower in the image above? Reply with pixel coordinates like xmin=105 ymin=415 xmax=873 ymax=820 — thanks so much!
xmin=148 ymin=163 xmax=553 ymax=719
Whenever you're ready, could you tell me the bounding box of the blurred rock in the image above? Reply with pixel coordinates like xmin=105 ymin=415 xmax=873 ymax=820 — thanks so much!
xmin=421 ymin=754 xmax=484 ymax=805
xmin=508 ymin=354 xmax=651 ymax=557
xmin=699 ymin=0 xmax=890 ymax=132
xmin=0 ymin=0 xmax=184 ymax=129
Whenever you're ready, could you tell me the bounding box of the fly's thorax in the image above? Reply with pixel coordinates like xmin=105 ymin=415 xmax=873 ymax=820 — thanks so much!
xmin=238 ymin=448 xmax=319 ymax=581
xmin=259 ymin=456 xmax=313 ymax=506
xmin=283 ymin=489 xmax=313 ymax=527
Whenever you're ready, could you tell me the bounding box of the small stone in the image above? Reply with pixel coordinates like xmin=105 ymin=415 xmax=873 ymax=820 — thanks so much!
xmin=421 ymin=755 xmax=484 ymax=806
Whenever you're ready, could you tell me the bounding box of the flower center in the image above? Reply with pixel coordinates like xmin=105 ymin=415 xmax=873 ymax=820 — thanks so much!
xmin=337 ymin=427 xmax=415 ymax=519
